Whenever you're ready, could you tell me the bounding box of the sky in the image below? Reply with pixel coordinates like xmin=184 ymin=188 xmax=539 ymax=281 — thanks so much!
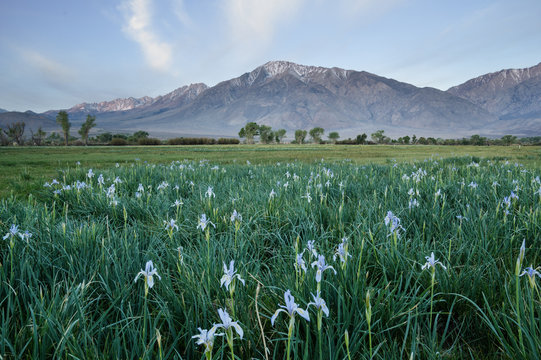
xmin=1 ymin=0 xmax=540 ymax=113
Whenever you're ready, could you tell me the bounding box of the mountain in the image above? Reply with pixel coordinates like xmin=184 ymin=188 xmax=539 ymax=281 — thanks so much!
xmin=3 ymin=61 xmax=541 ymax=138
xmin=0 ymin=111 xmax=57 ymax=135
xmin=0 ymin=108 xmax=7 ymax=113
xmin=43 ymin=83 xmax=208 ymax=119
xmin=150 ymin=60 xmax=494 ymax=137
xmin=448 ymin=62 xmax=541 ymax=124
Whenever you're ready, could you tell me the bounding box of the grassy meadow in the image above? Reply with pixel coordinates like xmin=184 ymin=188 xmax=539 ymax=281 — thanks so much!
xmin=1 ymin=145 xmax=541 ymax=359
xmin=1 ymin=144 xmax=540 ymax=199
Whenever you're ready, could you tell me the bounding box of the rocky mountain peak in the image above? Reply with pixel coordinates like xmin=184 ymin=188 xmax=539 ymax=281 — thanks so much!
xmin=448 ymin=62 xmax=541 ymax=94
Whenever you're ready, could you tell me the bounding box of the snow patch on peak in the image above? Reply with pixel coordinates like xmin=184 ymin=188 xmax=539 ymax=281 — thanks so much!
xmin=261 ymin=60 xmax=326 ymax=78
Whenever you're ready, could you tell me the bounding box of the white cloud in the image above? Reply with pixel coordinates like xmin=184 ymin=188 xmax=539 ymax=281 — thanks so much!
xmin=172 ymin=0 xmax=193 ymax=28
xmin=21 ymin=49 xmax=76 ymax=88
xmin=121 ymin=0 xmax=173 ymax=71
xmin=337 ymin=0 xmax=403 ymax=16
xmin=225 ymin=0 xmax=305 ymax=46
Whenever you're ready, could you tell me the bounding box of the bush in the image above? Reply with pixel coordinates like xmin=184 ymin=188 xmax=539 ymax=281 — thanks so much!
xmin=138 ymin=138 xmax=162 ymax=145
xmin=167 ymin=137 xmax=217 ymax=145
xmin=110 ymin=138 xmax=128 ymax=146
xmin=217 ymin=138 xmax=240 ymax=145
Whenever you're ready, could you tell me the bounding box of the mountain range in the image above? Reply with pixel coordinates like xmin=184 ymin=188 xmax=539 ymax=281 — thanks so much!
xmin=2 ymin=61 xmax=541 ymax=139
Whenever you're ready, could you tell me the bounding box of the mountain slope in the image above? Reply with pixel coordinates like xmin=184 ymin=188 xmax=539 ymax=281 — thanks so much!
xmin=447 ymin=62 xmax=541 ymax=119
xmin=0 ymin=111 xmax=57 ymax=134
xmin=6 ymin=60 xmax=541 ymax=138
xmin=105 ymin=60 xmax=494 ymax=137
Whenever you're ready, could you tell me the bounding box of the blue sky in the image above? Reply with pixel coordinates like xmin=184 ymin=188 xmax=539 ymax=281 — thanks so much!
xmin=1 ymin=0 xmax=540 ymax=112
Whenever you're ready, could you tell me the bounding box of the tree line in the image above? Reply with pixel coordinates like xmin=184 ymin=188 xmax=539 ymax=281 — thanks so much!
xmin=1 ymin=115 xmax=539 ymax=146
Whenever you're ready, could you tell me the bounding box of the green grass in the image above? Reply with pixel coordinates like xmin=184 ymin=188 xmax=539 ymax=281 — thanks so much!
xmin=1 ymin=154 xmax=540 ymax=358
xmin=1 ymin=144 xmax=540 ymax=199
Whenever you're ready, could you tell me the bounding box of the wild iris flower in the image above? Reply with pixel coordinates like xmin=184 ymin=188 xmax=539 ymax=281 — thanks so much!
xmin=271 ymin=290 xmax=310 ymax=325
xmin=384 ymin=211 xmax=404 ymax=237
xmin=134 ymin=260 xmax=161 ymax=291
xmin=295 ymin=253 xmax=307 ymax=273
xmin=3 ymin=224 xmax=20 ymax=240
xmin=230 ymin=210 xmax=242 ymax=223
xmin=197 ymin=214 xmax=215 ymax=231
xmin=520 ymin=266 xmax=541 ymax=288
xmin=307 ymin=291 xmax=329 ymax=317
xmin=192 ymin=326 xmax=221 ymax=356
xmin=220 ymin=260 xmax=245 ymax=290
xmin=205 ymin=186 xmax=215 ymax=198
xmin=215 ymin=308 xmax=243 ymax=339
xmin=311 ymin=254 xmax=336 ymax=283
xmin=305 ymin=240 xmax=318 ymax=258
xmin=421 ymin=252 xmax=447 ymax=271
xmin=164 ymin=219 xmax=178 ymax=231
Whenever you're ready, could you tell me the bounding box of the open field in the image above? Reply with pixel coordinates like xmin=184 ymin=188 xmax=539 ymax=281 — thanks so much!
xmin=0 ymin=146 xmax=541 ymax=358
xmin=1 ymin=145 xmax=540 ymax=199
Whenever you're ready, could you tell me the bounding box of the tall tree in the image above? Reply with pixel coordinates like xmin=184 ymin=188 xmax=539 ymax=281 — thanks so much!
xmin=501 ymin=135 xmax=517 ymax=146
xmin=309 ymin=127 xmax=324 ymax=143
xmin=274 ymin=129 xmax=286 ymax=143
xmin=328 ymin=131 xmax=340 ymax=143
xmin=355 ymin=133 xmax=367 ymax=144
xmin=238 ymin=122 xmax=260 ymax=144
xmin=31 ymin=127 xmax=46 ymax=146
xmin=259 ymin=125 xmax=274 ymax=144
xmin=294 ymin=130 xmax=307 ymax=144
xmin=78 ymin=115 xmax=96 ymax=145
xmin=371 ymin=129 xmax=385 ymax=144
xmin=3 ymin=121 xmax=25 ymax=145
xmin=56 ymin=111 xmax=71 ymax=146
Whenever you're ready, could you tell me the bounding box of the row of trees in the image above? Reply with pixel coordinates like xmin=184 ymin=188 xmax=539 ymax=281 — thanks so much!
xmin=239 ymin=122 xmax=344 ymax=144
xmin=0 ymin=114 xmax=537 ymax=146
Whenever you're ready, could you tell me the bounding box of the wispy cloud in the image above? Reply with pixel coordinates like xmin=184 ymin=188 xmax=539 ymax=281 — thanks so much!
xmin=121 ymin=0 xmax=173 ymax=72
xmin=172 ymin=0 xmax=193 ymax=28
xmin=337 ymin=0 xmax=404 ymax=17
xmin=225 ymin=0 xmax=305 ymax=47
xmin=21 ymin=49 xmax=76 ymax=88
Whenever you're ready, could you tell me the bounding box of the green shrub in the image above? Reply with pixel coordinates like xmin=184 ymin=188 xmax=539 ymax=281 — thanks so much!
xmin=138 ymin=137 xmax=162 ymax=145
xmin=110 ymin=138 xmax=127 ymax=146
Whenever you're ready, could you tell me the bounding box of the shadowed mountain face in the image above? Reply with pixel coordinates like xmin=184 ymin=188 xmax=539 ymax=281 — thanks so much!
xmin=0 ymin=111 xmax=57 ymax=137
xmin=2 ymin=61 xmax=541 ymax=138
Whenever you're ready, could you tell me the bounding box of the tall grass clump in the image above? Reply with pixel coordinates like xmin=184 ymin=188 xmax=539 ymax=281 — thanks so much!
xmin=0 ymin=156 xmax=540 ymax=358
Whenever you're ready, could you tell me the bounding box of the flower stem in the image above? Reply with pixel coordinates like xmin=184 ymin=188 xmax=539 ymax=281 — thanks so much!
xmin=429 ymin=268 xmax=435 ymax=332
xmin=317 ymin=310 xmax=323 ymax=360
xmin=286 ymin=316 xmax=295 ymax=360
xmin=516 ymin=273 xmax=524 ymax=354
xmin=227 ymin=328 xmax=235 ymax=360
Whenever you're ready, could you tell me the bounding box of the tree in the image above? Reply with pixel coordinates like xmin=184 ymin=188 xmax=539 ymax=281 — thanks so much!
xmin=128 ymin=130 xmax=149 ymax=143
xmin=371 ymin=130 xmax=385 ymax=144
xmin=31 ymin=127 xmax=46 ymax=146
xmin=412 ymin=134 xmax=417 ymax=144
xmin=0 ymin=127 xmax=8 ymax=146
xmin=274 ymin=129 xmax=286 ymax=143
xmin=355 ymin=133 xmax=367 ymax=144
xmin=97 ymin=132 xmax=113 ymax=143
xmin=238 ymin=122 xmax=260 ymax=144
xmin=295 ymin=130 xmax=307 ymax=144
xmin=501 ymin=135 xmax=517 ymax=146
xmin=78 ymin=115 xmax=96 ymax=146
xmin=402 ymin=135 xmax=410 ymax=145
xmin=328 ymin=131 xmax=340 ymax=143
xmin=469 ymin=134 xmax=486 ymax=146
xmin=3 ymin=122 xmax=25 ymax=145
xmin=309 ymin=127 xmax=324 ymax=143
xmin=56 ymin=111 xmax=71 ymax=146
xmin=259 ymin=125 xmax=274 ymax=144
